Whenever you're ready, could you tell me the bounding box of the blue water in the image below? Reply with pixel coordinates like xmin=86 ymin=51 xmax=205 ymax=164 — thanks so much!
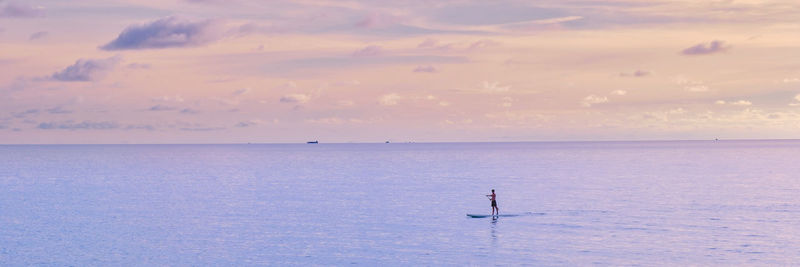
xmin=2 ymin=141 xmax=800 ymax=265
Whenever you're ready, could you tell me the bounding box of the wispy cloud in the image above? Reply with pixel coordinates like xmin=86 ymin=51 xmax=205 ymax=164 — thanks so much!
xmin=235 ymin=119 xmax=262 ymax=127
xmin=180 ymin=126 xmax=225 ymax=131
xmin=38 ymin=121 xmax=119 ymax=130
xmin=337 ymin=100 xmax=355 ymax=107
xmin=681 ymin=40 xmax=729 ymax=55
xmin=47 ymin=107 xmax=72 ymax=114
xmin=620 ymin=70 xmax=650 ymax=77
xmin=354 ymin=12 xmax=399 ymax=29
xmin=417 ymin=38 xmax=454 ymax=50
xmin=417 ymin=38 xmax=439 ymax=49
xmin=47 ymin=56 xmax=121 ymax=82
xmin=352 ymin=45 xmax=383 ymax=57
xmin=127 ymin=63 xmax=151 ymax=69
xmin=581 ymin=95 xmax=608 ymax=107
xmin=149 ymin=104 xmax=177 ymax=111
xmin=0 ymin=2 xmax=44 ymax=18
xmin=12 ymin=109 xmax=39 ymax=118
xmin=675 ymin=77 xmax=709 ymax=92
xmin=152 ymin=95 xmax=184 ymax=103
xmin=468 ymin=39 xmax=500 ymax=50
xmin=306 ymin=117 xmax=364 ymax=125
xmin=28 ymin=31 xmax=48 ymax=41
xmin=717 ymin=100 xmax=752 ymax=106
xmin=180 ymin=108 xmax=200 ymax=114
xmin=731 ymin=100 xmax=752 ymax=106
xmin=280 ymin=94 xmax=310 ymax=104
xmin=482 ymin=81 xmax=511 ymax=93
xmin=379 ymin=93 xmax=402 ymax=106
xmin=685 ymin=85 xmax=709 ymax=92
xmin=184 ymin=0 xmax=238 ymax=4
xmin=101 ymin=16 xmax=225 ymax=50
xmin=413 ymin=65 xmax=437 ymax=73
xmin=790 ymin=94 xmax=800 ymax=106
xmin=232 ymin=87 xmax=250 ymax=96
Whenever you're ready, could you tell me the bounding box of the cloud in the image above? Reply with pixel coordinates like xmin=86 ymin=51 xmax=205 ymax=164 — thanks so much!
xmin=413 ymin=65 xmax=438 ymax=73
xmin=28 ymin=31 xmax=48 ymax=40
xmin=0 ymin=2 xmax=44 ymax=18
xmin=184 ymin=0 xmax=237 ymax=4
xmin=125 ymin=124 xmax=156 ymax=131
xmin=354 ymin=12 xmax=399 ymax=29
xmin=337 ymin=100 xmax=355 ymax=107
xmin=48 ymin=56 xmax=121 ymax=82
xmin=38 ymin=121 xmax=119 ymax=130
xmin=730 ymin=100 xmax=752 ymax=106
xmin=417 ymin=38 xmax=454 ymax=50
xmin=12 ymin=109 xmax=39 ymax=118
xmin=790 ymin=94 xmax=800 ymax=106
xmin=352 ymin=45 xmax=383 ymax=57
xmin=417 ymin=38 xmax=438 ymax=48
xmin=611 ymin=90 xmax=627 ymax=96
xmin=500 ymin=96 xmax=513 ymax=107
xmin=280 ymin=94 xmax=310 ymax=104
xmin=333 ymin=80 xmax=360 ymax=87
xmin=482 ymin=81 xmax=511 ymax=93
xmin=715 ymin=100 xmax=751 ymax=106
xmin=209 ymin=96 xmax=240 ymax=106
xmin=685 ymin=85 xmax=709 ymax=92
xmin=149 ymin=104 xmax=176 ymax=111
xmin=681 ymin=40 xmax=729 ymax=55
xmin=675 ymin=77 xmax=709 ymax=92
xmin=232 ymin=87 xmax=250 ymax=96
xmin=306 ymin=117 xmax=364 ymax=125
xmin=468 ymin=39 xmax=500 ymax=50
xmin=100 ymin=16 xmax=225 ymax=50
xmin=620 ymin=70 xmax=650 ymax=77
xmin=282 ymin=81 xmax=297 ymax=88
xmin=47 ymin=107 xmax=72 ymax=114
xmin=782 ymin=78 xmax=800 ymax=83
xmin=379 ymin=93 xmax=402 ymax=106
xmin=581 ymin=95 xmax=608 ymax=107
xmin=235 ymin=119 xmax=262 ymax=127
xmin=152 ymin=95 xmax=184 ymax=102
xmin=180 ymin=127 xmax=225 ymax=131
xmin=127 ymin=63 xmax=151 ymax=69
xmin=180 ymin=108 xmax=199 ymax=114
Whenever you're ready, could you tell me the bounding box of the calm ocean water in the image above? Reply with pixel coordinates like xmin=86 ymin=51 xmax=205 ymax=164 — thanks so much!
xmin=2 ymin=140 xmax=800 ymax=265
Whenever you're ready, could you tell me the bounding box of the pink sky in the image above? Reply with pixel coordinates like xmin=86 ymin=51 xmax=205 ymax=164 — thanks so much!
xmin=2 ymin=0 xmax=800 ymax=143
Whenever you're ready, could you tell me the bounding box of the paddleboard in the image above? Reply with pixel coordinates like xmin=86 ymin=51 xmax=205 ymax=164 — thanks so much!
xmin=466 ymin=214 xmax=520 ymax=218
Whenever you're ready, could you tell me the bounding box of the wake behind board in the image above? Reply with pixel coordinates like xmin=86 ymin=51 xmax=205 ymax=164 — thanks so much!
xmin=466 ymin=212 xmax=544 ymax=218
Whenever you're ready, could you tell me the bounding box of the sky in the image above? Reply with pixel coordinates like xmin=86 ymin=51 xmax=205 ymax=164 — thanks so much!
xmin=2 ymin=0 xmax=800 ymax=144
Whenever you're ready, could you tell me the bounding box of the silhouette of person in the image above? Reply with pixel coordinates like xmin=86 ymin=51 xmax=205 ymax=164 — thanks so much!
xmin=486 ymin=189 xmax=498 ymax=215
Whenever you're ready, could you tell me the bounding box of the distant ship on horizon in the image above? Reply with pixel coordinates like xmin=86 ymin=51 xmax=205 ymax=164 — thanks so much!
xmin=307 ymin=140 xmax=318 ymax=144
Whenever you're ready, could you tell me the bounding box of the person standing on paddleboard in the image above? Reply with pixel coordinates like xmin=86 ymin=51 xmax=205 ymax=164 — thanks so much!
xmin=486 ymin=189 xmax=498 ymax=215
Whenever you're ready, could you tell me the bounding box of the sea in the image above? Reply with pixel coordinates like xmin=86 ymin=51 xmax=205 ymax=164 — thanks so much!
xmin=2 ymin=140 xmax=800 ymax=266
